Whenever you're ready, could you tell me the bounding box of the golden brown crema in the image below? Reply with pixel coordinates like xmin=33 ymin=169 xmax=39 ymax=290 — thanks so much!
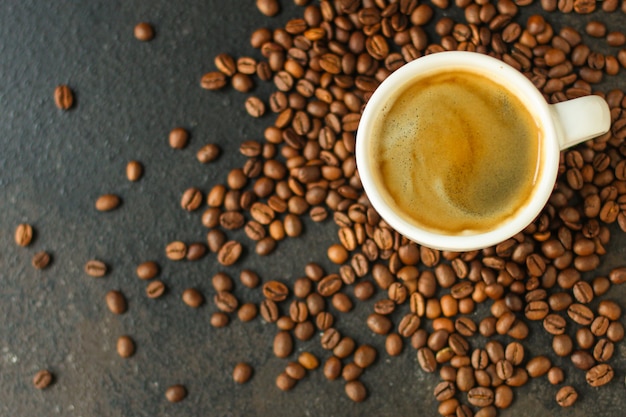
xmin=371 ymin=69 xmax=542 ymax=235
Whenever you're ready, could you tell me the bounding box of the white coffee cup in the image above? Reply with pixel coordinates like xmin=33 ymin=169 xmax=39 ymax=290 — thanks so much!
xmin=356 ymin=51 xmax=611 ymax=252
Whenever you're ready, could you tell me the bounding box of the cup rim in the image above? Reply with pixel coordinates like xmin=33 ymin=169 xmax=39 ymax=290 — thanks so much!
xmin=356 ymin=51 xmax=560 ymax=251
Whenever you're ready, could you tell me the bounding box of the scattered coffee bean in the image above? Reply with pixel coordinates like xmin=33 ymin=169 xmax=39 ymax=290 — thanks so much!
xmin=85 ymin=259 xmax=107 ymax=277
xmin=117 ymin=335 xmax=135 ymax=358
xmin=95 ymin=194 xmax=121 ymax=211
xmin=182 ymin=288 xmax=204 ymax=308
xmin=168 ymin=127 xmax=189 ymax=149
xmin=134 ymin=22 xmax=154 ymax=41
xmin=146 ymin=280 xmax=165 ymax=299
xmin=105 ymin=290 xmax=127 ymax=314
xmin=345 ymin=380 xmax=367 ymax=402
xmin=126 ymin=160 xmax=143 ymax=181
xmin=32 ymin=251 xmax=51 ymax=269
xmin=33 ymin=369 xmax=53 ymax=389
xmin=233 ymin=362 xmax=253 ymax=384
xmin=197 ymin=143 xmax=221 ymax=163
xmin=165 ymin=241 xmax=187 ymax=261
xmin=14 ymin=223 xmax=33 ymax=247
xmin=556 ymin=385 xmax=577 ymax=407
xmin=165 ymin=384 xmax=187 ymax=403
xmin=54 ymin=85 xmax=74 ymax=110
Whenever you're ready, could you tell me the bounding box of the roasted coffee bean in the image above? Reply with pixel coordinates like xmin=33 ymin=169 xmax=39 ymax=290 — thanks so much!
xmin=556 ymin=385 xmax=577 ymax=407
xmin=165 ymin=384 xmax=187 ymax=403
xmin=165 ymin=241 xmax=187 ymax=261
xmin=95 ymin=194 xmax=121 ymax=211
xmin=354 ymin=344 xmax=377 ymax=368
xmin=15 ymin=223 xmax=33 ymax=246
xmin=263 ymin=280 xmax=289 ymax=301
xmin=586 ymin=363 xmax=614 ymax=387
xmin=237 ymin=303 xmax=258 ymax=322
xmin=298 ymin=352 xmax=319 ymax=370
xmin=169 ymin=127 xmax=189 ymax=149
xmin=568 ymin=303 xmax=594 ymax=325
xmin=197 ymin=143 xmax=221 ymax=163
xmin=33 ymin=369 xmax=53 ymax=389
xmin=134 ymin=22 xmax=154 ymax=41
xmin=146 ymin=280 xmax=165 ymax=299
xmin=117 ymin=335 xmax=135 ymax=358
xmin=105 ymin=290 xmax=127 ymax=314
xmin=526 ymin=355 xmax=551 ymax=377
xmin=467 ymin=387 xmax=494 ymax=407
xmin=181 ymin=187 xmax=203 ymax=211
xmin=54 ymin=84 xmax=74 ymax=110
xmin=182 ymin=288 xmax=204 ymax=308
xmin=543 ymin=314 xmax=566 ymax=335
xmin=85 ymin=260 xmax=107 ymax=277
xmin=571 ymin=350 xmax=595 ymax=370
xmin=256 ymin=0 xmax=280 ymax=16
xmin=321 ymin=328 xmax=341 ymax=350
xmin=593 ymin=338 xmax=614 ymax=362
xmin=233 ymin=362 xmax=253 ymax=384
xmin=260 ymin=299 xmax=279 ymax=323
xmin=210 ymin=312 xmax=229 ymax=328
xmin=417 ymin=347 xmax=437 ymax=373
xmin=274 ymin=331 xmax=293 ymax=358
xmin=214 ymin=291 xmax=238 ymax=313
xmin=201 ymin=71 xmax=227 ymax=90
xmin=345 ymin=380 xmax=367 ymax=402
xmin=126 ymin=160 xmax=143 ymax=181
xmin=216 ymin=240 xmax=242 ymax=265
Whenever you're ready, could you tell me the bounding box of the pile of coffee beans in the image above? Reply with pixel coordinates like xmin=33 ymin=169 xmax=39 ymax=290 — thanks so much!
xmin=190 ymin=0 xmax=626 ymax=415
xmin=26 ymin=0 xmax=626 ymax=415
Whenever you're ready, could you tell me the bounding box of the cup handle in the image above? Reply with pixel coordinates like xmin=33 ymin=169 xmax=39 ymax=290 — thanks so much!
xmin=550 ymin=95 xmax=611 ymax=151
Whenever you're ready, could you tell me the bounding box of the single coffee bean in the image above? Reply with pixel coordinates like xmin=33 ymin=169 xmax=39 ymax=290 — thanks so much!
xmin=169 ymin=127 xmax=189 ymax=149
xmin=165 ymin=384 xmax=187 ymax=403
xmin=345 ymin=380 xmax=367 ymax=402
xmin=505 ymin=342 xmax=525 ymax=366
xmin=417 ymin=347 xmax=437 ymax=373
xmin=274 ymin=331 xmax=293 ymax=358
xmin=125 ymin=160 xmax=143 ymax=181
xmin=547 ymin=366 xmax=565 ymax=385
xmin=591 ymin=315 xmax=609 ymax=337
xmin=14 ymin=223 xmax=33 ymax=247
xmin=33 ymin=369 xmax=53 ymax=389
xmin=586 ymin=363 xmax=614 ymax=387
xmin=434 ymin=380 xmax=456 ymax=401
xmin=186 ymin=242 xmax=206 ymax=261
xmin=201 ymin=71 xmax=227 ymax=90
xmin=197 ymin=143 xmax=221 ymax=163
xmin=260 ymin=299 xmax=279 ymax=323
xmin=366 ymin=313 xmax=392 ymax=335
xmin=134 ymin=22 xmax=154 ymax=41
xmin=181 ymin=187 xmax=203 ymax=211
xmin=298 ymin=352 xmax=319 ymax=370
xmin=146 ymin=280 xmax=165 ymax=299
xmin=30 ymin=251 xmax=50 ymax=270
xmin=526 ymin=355 xmax=551 ymax=377
xmin=598 ymin=300 xmax=621 ymax=321
xmin=165 ymin=241 xmax=187 ymax=261
xmin=117 ymin=335 xmax=135 ymax=358
xmin=214 ymin=291 xmax=238 ymax=313
xmin=233 ymin=362 xmax=253 ymax=384
xmin=95 ymin=194 xmax=121 ymax=211
xmin=552 ymin=334 xmax=574 ymax=357
xmin=237 ymin=303 xmax=258 ymax=322
xmin=54 ymin=84 xmax=74 ymax=110
xmin=593 ymin=338 xmax=614 ymax=362
xmin=276 ymin=372 xmax=296 ymax=391
xmin=333 ymin=336 xmax=356 ymax=359
xmin=210 ymin=312 xmax=229 ymax=328
xmin=285 ymin=362 xmax=306 ymax=380
xmin=85 ymin=260 xmax=107 ymax=277
xmin=263 ymin=280 xmax=289 ymax=301
xmin=216 ymin=240 xmax=242 ymax=266
xmin=467 ymin=387 xmax=495 ymax=407
xmin=571 ymin=350 xmax=595 ymax=370
xmin=556 ymin=385 xmax=577 ymax=407
xmin=323 ymin=356 xmax=342 ymax=380
xmin=568 ymin=303 xmax=594 ymax=325
xmin=256 ymin=0 xmax=280 ymax=16
xmin=182 ymin=288 xmax=204 ymax=308
xmin=105 ymin=290 xmax=127 ymax=314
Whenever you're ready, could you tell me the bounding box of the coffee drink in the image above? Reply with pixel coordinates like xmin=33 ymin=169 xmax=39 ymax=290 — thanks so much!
xmin=369 ymin=69 xmax=542 ymax=235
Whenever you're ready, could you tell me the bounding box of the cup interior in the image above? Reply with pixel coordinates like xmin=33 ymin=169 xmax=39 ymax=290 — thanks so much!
xmin=356 ymin=51 xmax=560 ymax=251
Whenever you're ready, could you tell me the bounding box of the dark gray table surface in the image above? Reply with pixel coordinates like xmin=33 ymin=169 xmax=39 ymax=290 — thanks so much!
xmin=1 ymin=1 xmax=626 ymax=416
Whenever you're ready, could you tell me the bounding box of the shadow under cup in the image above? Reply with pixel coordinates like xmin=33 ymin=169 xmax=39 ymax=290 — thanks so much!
xmin=356 ymin=51 xmax=561 ymax=252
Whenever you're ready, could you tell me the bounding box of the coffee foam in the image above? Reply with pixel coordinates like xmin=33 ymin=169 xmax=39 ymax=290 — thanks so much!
xmin=372 ymin=70 xmax=541 ymax=235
